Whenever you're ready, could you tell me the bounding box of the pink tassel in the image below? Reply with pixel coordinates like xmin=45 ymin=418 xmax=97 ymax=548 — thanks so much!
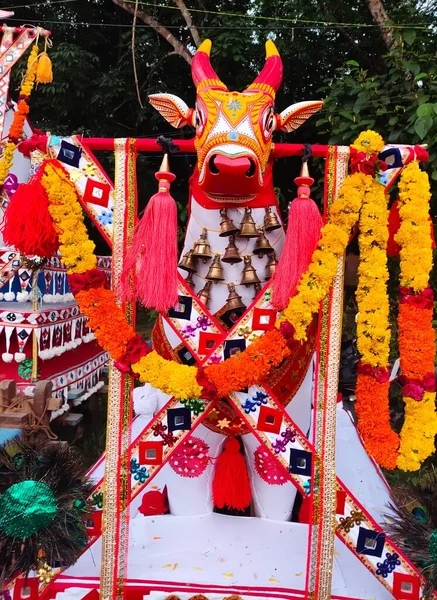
xmin=120 ymin=155 xmax=178 ymax=312
xmin=272 ymin=163 xmax=323 ymax=310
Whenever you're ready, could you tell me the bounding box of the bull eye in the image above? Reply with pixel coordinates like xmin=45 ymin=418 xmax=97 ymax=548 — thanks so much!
xmin=262 ymin=106 xmax=275 ymax=138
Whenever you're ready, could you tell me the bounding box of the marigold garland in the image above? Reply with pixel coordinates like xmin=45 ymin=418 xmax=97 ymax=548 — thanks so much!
xmin=204 ymin=329 xmax=290 ymax=397
xmin=0 ymin=44 xmax=39 ymax=187
xmin=280 ymin=172 xmax=366 ymax=340
xmin=76 ymin=288 xmax=135 ymax=361
xmin=351 ymin=130 xmax=384 ymax=155
xmin=395 ymin=162 xmax=437 ymax=471
xmin=40 ymin=162 xmax=97 ymax=273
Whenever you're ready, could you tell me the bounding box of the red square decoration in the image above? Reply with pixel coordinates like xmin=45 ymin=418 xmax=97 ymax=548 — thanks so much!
xmin=198 ymin=331 xmax=221 ymax=356
xmin=257 ymin=405 xmax=283 ymax=434
xmin=13 ymin=577 xmax=39 ymax=600
xmin=83 ymin=178 xmax=110 ymax=208
xmin=392 ymin=572 xmax=420 ymax=600
xmin=252 ymin=307 xmax=277 ymax=331
xmin=85 ymin=510 xmax=102 ymax=536
xmin=336 ymin=490 xmax=347 ymax=515
xmin=139 ymin=441 xmax=163 ymax=465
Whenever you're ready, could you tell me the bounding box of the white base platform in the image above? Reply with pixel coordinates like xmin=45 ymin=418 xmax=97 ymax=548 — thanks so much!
xmin=66 ymin=512 xmax=392 ymax=600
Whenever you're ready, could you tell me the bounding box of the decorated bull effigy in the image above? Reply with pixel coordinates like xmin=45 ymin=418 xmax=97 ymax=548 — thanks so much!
xmin=1 ymin=28 xmax=437 ymax=600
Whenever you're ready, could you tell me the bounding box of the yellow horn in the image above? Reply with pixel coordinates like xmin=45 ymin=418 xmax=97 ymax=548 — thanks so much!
xmin=197 ymin=39 xmax=212 ymax=55
xmin=265 ymin=39 xmax=279 ymax=58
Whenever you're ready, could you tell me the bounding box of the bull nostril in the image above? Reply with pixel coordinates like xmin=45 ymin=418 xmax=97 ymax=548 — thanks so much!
xmin=246 ymin=158 xmax=256 ymax=178
xmin=209 ymin=155 xmax=220 ymax=174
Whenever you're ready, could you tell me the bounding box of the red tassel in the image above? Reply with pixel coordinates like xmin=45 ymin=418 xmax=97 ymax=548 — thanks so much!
xmin=272 ymin=164 xmax=323 ymax=310
xmin=120 ymin=155 xmax=178 ymax=313
xmin=2 ymin=174 xmax=59 ymax=257
xmin=212 ymin=438 xmax=252 ymax=511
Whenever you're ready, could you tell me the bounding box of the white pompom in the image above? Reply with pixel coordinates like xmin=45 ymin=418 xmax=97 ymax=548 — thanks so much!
xmin=17 ymin=291 xmax=30 ymax=302
xmin=4 ymin=292 xmax=15 ymax=301
xmin=0 ymin=293 xmax=4 ymax=300
xmin=14 ymin=352 xmax=26 ymax=363
xmin=133 ymin=383 xmax=160 ymax=417
xmin=2 ymin=352 xmax=13 ymax=363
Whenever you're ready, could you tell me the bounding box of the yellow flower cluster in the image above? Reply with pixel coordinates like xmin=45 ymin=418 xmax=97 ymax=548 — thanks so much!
xmin=280 ymin=172 xmax=366 ymax=340
xmin=132 ymin=351 xmax=202 ymax=399
xmin=0 ymin=45 xmax=39 ymax=186
xmin=397 ymin=392 xmax=437 ymax=472
xmin=41 ymin=163 xmax=96 ymax=273
xmin=355 ymin=177 xmax=391 ymax=367
xmin=395 ymin=161 xmax=433 ymax=292
xmin=351 ymin=130 xmax=384 ymax=155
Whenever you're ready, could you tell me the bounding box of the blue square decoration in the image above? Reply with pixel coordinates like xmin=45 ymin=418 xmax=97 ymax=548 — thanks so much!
xmin=57 ymin=141 xmax=82 ymax=168
xmin=167 ymin=407 xmax=191 ymax=432
xmin=289 ymin=448 xmax=312 ymax=477
xmin=168 ymin=295 xmax=193 ymax=321
xmin=356 ymin=527 xmax=385 ymax=558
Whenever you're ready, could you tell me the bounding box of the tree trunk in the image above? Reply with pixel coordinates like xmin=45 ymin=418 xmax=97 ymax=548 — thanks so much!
xmin=366 ymin=0 xmax=395 ymax=49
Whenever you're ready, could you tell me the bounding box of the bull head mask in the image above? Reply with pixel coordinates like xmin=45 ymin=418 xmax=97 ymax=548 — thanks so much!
xmin=150 ymin=39 xmax=323 ymax=200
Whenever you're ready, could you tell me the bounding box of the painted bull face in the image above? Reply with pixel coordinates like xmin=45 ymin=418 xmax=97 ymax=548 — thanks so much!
xmin=149 ymin=40 xmax=323 ymax=199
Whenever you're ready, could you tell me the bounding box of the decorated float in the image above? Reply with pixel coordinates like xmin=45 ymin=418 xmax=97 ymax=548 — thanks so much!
xmin=1 ymin=22 xmax=437 ymax=600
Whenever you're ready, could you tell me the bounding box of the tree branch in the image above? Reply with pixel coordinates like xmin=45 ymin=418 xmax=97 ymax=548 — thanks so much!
xmin=317 ymin=1 xmax=370 ymax=65
xmin=366 ymin=0 xmax=395 ymax=49
xmin=112 ymin=0 xmax=193 ymax=64
xmin=171 ymin=0 xmax=201 ymax=48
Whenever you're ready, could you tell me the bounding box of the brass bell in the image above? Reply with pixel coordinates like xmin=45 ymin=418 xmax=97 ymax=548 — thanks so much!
xmin=206 ymin=254 xmax=225 ymax=282
xmin=239 ymin=208 xmax=259 ymax=238
xmin=265 ymin=251 xmax=278 ymax=280
xmin=192 ymin=228 xmax=213 ymax=263
xmin=219 ymin=209 xmax=240 ymax=237
xmin=185 ymin=271 xmax=195 ymax=288
xmin=252 ymin=282 xmax=262 ymax=300
xmin=222 ymin=235 xmax=242 ymax=264
xmin=179 ymin=249 xmax=198 ymax=273
xmin=253 ymin=227 xmax=274 ymax=258
xmin=264 ymin=206 xmax=282 ymax=232
xmin=241 ymin=255 xmax=261 ymax=287
xmin=198 ymin=281 xmax=212 ymax=308
xmin=224 ymin=283 xmax=246 ymax=313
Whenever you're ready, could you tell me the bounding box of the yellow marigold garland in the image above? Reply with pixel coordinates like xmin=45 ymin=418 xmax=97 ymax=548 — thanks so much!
xmin=132 ymin=351 xmax=203 ymax=399
xmin=0 ymin=44 xmax=39 ymax=187
xmin=280 ymin=172 xmax=365 ymax=340
xmin=395 ymin=162 xmax=437 ymax=471
xmin=351 ymin=130 xmax=384 ymax=155
xmin=41 ymin=162 xmax=97 ymax=273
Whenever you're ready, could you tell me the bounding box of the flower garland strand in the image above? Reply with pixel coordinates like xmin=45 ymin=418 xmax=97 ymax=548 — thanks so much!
xmin=395 ymin=162 xmax=437 ymax=471
xmin=0 ymin=44 xmax=39 ymax=187
xmin=354 ymin=168 xmax=399 ymax=470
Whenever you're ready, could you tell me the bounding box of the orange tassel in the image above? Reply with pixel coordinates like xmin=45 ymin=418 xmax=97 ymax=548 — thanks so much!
xmin=36 ymin=52 xmax=53 ymax=84
xmin=212 ymin=438 xmax=252 ymax=511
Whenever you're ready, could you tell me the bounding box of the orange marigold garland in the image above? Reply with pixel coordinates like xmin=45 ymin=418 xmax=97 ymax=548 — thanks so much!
xmin=0 ymin=44 xmax=39 ymax=188
xmin=395 ymin=162 xmax=437 ymax=471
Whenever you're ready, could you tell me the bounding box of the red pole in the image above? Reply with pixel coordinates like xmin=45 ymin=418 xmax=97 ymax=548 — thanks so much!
xmin=80 ymin=137 xmax=330 ymax=158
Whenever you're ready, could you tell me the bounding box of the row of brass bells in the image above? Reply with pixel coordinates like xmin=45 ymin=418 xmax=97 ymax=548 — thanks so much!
xmin=241 ymin=255 xmax=261 ymax=287
xmin=265 ymin=251 xmax=278 ymax=280
xmin=264 ymin=206 xmax=282 ymax=232
xmin=254 ymin=227 xmax=274 ymax=257
xmin=185 ymin=271 xmax=195 ymax=288
xmin=224 ymin=283 xmax=246 ymax=312
xmin=206 ymin=254 xmax=225 ymax=282
xmin=222 ymin=235 xmax=242 ymax=264
xmin=219 ymin=209 xmax=240 ymax=237
xmin=192 ymin=228 xmax=213 ymax=263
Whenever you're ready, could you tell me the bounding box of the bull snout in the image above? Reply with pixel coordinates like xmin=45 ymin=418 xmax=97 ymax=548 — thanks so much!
xmin=208 ymin=154 xmax=257 ymax=178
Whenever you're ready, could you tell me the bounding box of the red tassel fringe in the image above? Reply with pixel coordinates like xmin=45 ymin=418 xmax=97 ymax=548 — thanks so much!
xmin=272 ymin=195 xmax=323 ymax=310
xmin=120 ymin=185 xmax=178 ymax=313
xmin=212 ymin=438 xmax=252 ymax=511
xmin=2 ymin=177 xmax=59 ymax=257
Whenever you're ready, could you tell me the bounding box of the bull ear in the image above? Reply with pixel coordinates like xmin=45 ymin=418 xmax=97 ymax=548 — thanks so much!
xmin=149 ymin=93 xmax=193 ymax=128
xmin=277 ymin=100 xmax=323 ymax=133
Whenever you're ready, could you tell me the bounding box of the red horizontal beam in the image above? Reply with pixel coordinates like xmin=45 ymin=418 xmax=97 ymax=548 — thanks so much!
xmin=80 ymin=137 xmax=330 ymax=158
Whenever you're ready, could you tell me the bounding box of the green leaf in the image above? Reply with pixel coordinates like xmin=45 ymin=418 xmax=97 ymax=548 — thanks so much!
xmin=403 ymin=29 xmax=416 ymax=46
xmin=414 ymin=116 xmax=433 ymax=140
xmin=340 ymin=110 xmax=354 ymax=121
xmin=414 ymin=73 xmax=428 ymax=81
xmin=417 ymin=103 xmax=434 ymax=117
xmin=346 ymin=60 xmax=359 ymax=67
xmin=404 ymin=61 xmax=420 ymax=76
xmin=389 ymin=116 xmax=399 ymax=126
xmin=431 ymin=171 xmax=437 ymax=181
